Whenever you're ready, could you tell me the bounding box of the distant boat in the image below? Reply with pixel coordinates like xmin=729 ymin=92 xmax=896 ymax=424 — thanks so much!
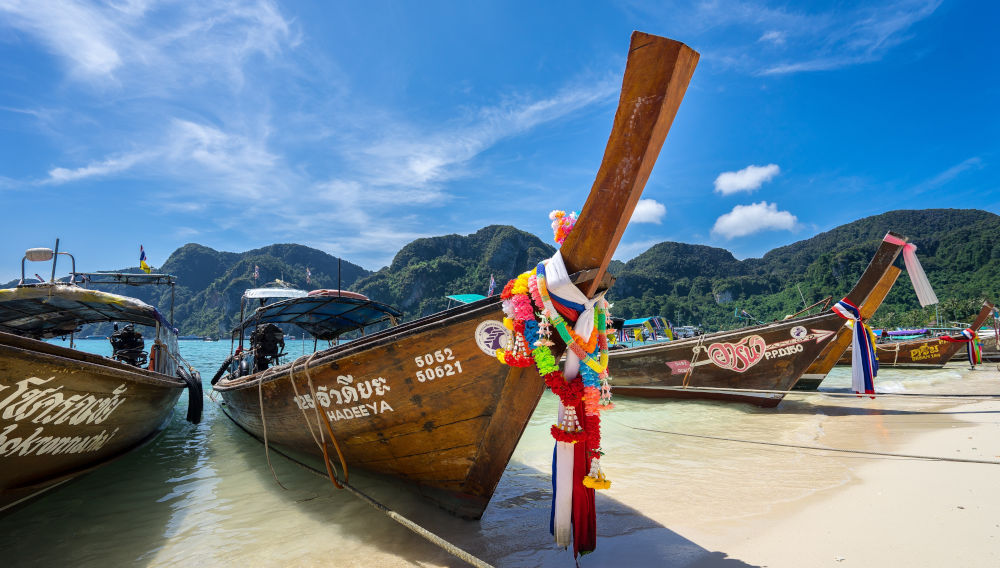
xmin=0 ymin=242 xmax=202 ymax=514
xmin=607 ymin=233 xmax=907 ymax=406
xmin=211 ymin=32 xmax=698 ymax=519
xmin=178 ymin=335 xmax=203 ymax=340
xmin=610 ymin=316 xmax=673 ymax=349
xmin=839 ymin=300 xmax=995 ymax=368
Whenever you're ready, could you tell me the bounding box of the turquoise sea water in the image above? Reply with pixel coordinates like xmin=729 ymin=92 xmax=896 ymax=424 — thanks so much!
xmin=0 ymin=339 xmax=992 ymax=566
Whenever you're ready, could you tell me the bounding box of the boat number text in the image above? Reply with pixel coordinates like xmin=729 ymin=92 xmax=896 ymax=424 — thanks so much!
xmin=414 ymin=349 xmax=463 ymax=382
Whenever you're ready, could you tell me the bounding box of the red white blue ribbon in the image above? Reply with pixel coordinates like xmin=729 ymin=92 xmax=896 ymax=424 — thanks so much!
xmin=942 ymin=328 xmax=982 ymax=366
xmin=833 ymin=299 xmax=877 ymax=395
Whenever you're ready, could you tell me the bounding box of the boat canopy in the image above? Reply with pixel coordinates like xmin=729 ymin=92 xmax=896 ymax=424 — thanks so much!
xmin=886 ymin=328 xmax=928 ymax=337
xmin=0 ymin=284 xmax=173 ymax=339
xmin=243 ymin=288 xmax=309 ymax=300
xmin=622 ymin=316 xmax=669 ymax=328
xmin=446 ymin=294 xmax=486 ymax=304
xmin=236 ymin=295 xmax=403 ymax=340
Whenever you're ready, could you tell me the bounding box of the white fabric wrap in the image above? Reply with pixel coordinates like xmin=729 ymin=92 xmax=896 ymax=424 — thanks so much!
xmin=901 ymin=243 xmax=938 ymax=307
xmin=883 ymin=235 xmax=938 ymax=307
xmin=543 ymin=250 xmax=605 ymax=547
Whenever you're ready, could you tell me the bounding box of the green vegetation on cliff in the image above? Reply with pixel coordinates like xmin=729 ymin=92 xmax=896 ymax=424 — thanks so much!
xmin=6 ymin=209 xmax=996 ymax=337
xmin=608 ymin=209 xmax=1000 ymax=330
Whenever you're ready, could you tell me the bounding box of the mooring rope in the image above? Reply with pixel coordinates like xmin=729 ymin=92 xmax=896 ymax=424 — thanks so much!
xmin=614 ymin=420 xmax=1000 ymax=466
xmin=258 ymin=372 xmax=288 ymax=490
xmin=634 ymin=384 xmax=1000 ymax=401
xmin=214 ymin=399 xmax=494 ymax=568
xmin=681 ymin=334 xmax=706 ymax=389
xmin=301 ymin=352 xmax=350 ymax=489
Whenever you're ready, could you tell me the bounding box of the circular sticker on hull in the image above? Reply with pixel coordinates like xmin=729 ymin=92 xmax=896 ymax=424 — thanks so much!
xmin=790 ymin=325 xmax=807 ymax=340
xmin=475 ymin=320 xmax=510 ymax=357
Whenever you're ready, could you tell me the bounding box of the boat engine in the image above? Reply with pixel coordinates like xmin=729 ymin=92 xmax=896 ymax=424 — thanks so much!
xmin=250 ymin=323 xmax=285 ymax=372
xmin=110 ymin=323 xmax=148 ymax=367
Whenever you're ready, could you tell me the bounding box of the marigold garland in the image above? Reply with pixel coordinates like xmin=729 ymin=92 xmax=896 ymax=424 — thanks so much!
xmin=496 ymin=259 xmax=613 ymax=490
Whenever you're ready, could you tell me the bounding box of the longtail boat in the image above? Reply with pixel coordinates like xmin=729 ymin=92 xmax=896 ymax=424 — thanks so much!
xmin=607 ymin=232 xmax=907 ymax=407
xmin=0 ymin=243 xmax=202 ymax=514
xmin=212 ymin=31 xmax=699 ymax=520
xmin=840 ymin=299 xmax=995 ymax=368
xmin=792 ymin=265 xmax=902 ymax=390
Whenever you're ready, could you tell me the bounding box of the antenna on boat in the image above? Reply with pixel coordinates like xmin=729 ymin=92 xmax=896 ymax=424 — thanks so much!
xmin=338 ymin=257 xmax=341 ymax=297
xmin=50 ymin=238 xmax=60 ymax=283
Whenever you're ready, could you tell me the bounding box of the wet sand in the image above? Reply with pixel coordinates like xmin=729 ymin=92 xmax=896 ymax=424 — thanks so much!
xmin=594 ymin=363 xmax=1000 ymax=568
xmin=2 ymin=343 xmax=998 ymax=567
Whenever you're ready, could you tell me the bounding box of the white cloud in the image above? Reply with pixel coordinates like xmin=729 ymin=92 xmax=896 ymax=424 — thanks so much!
xmin=628 ymin=1 xmax=942 ymax=76
xmin=629 ymin=199 xmax=667 ymax=224
xmin=714 ymin=164 xmax=780 ymax=195
xmin=759 ymin=30 xmax=786 ymax=45
xmin=911 ymin=157 xmax=984 ymax=194
xmin=46 ymin=153 xmax=148 ymax=183
xmin=759 ymin=0 xmax=943 ymax=75
xmin=351 ymin=80 xmax=618 ymax=192
xmin=712 ymin=202 xmax=797 ymax=239
xmin=0 ymin=0 xmax=294 ymax=88
xmin=2 ymin=1 xmax=619 ymax=269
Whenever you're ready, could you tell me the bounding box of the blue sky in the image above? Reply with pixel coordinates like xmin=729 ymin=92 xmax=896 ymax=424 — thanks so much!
xmin=1 ymin=0 xmax=997 ymax=282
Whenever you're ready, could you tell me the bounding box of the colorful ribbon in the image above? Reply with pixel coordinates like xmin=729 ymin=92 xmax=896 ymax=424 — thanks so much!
xmin=941 ymin=328 xmax=982 ymax=367
xmin=833 ymin=298 xmax=878 ymax=396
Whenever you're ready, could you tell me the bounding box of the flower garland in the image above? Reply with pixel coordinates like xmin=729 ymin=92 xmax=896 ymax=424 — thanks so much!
xmin=549 ymin=210 xmax=577 ymax=245
xmin=498 ymin=262 xmax=614 ymax=490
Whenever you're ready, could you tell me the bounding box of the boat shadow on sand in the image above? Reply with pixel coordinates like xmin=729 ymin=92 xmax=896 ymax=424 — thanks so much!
xmin=220 ymin=408 xmax=758 ymax=568
xmin=771 ymin=391 xmax=1000 ymax=417
xmin=0 ymin=409 xmax=204 ymax=567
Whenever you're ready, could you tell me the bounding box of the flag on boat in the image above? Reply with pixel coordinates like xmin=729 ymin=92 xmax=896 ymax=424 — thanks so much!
xmin=487 ymin=274 xmax=496 ymax=296
xmin=139 ymin=246 xmax=151 ymax=274
xmin=306 ymin=267 xmax=311 ymax=285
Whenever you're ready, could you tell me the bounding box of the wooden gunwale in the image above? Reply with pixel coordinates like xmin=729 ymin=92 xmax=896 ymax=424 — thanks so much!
xmin=608 ymin=233 xmax=906 ymax=405
xmin=215 ymin=31 xmax=700 ymax=518
xmin=216 ymin=297 xmax=502 ymax=391
xmin=0 ymin=331 xmax=185 ymax=388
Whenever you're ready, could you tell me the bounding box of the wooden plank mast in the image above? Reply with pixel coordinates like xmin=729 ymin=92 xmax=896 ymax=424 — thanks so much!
xmin=560 ymin=32 xmax=699 ymax=296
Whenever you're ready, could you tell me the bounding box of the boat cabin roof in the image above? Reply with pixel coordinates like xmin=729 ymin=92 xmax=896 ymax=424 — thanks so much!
xmin=243 ymin=287 xmax=309 ymax=300
xmin=623 ymin=316 xmax=669 ymax=328
xmin=0 ymin=284 xmax=173 ymax=339
xmin=236 ymin=294 xmax=403 ymax=340
xmin=446 ymin=294 xmax=486 ymax=304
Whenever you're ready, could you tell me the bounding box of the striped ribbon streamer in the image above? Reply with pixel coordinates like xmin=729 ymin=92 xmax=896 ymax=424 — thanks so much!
xmin=832 ymin=298 xmax=878 ymax=395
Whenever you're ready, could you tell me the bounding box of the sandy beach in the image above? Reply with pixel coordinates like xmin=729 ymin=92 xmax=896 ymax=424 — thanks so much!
xmin=3 ymin=355 xmax=999 ymax=567
xmin=588 ymin=363 xmax=1000 ymax=568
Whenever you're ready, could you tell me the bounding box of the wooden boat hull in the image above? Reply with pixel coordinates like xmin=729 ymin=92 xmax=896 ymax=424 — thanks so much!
xmin=609 ymin=234 xmax=905 ymax=406
xmin=215 ymin=298 xmax=545 ymax=519
xmin=0 ymin=331 xmax=186 ymax=513
xmin=609 ymin=312 xmax=846 ymax=407
xmin=840 ymin=337 xmax=964 ymax=368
